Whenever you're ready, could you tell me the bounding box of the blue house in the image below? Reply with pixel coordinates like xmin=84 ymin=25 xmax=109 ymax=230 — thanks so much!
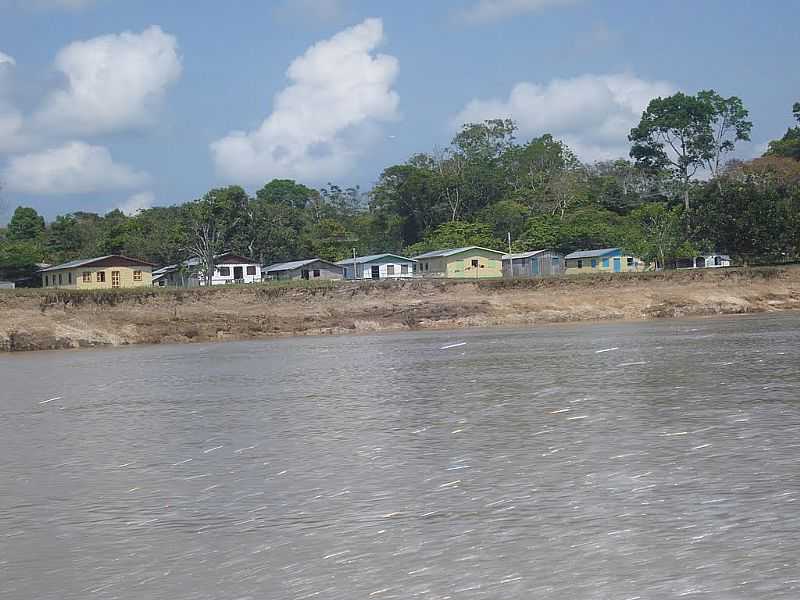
xmin=564 ymin=248 xmax=647 ymax=274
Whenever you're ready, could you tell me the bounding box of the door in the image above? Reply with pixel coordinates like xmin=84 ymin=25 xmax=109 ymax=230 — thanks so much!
xmin=301 ymin=269 xmax=310 ymax=280
xmin=233 ymin=266 xmax=244 ymax=281
xmin=371 ymin=265 xmax=380 ymax=279
xmin=531 ymin=258 xmax=539 ymax=275
xmin=613 ymin=257 xmax=621 ymax=273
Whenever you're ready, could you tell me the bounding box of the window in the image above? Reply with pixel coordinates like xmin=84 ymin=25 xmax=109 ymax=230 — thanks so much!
xmin=313 ymin=270 xmax=321 ymax=278
xmin=246 ymin=266 xmax=256 ymax=275
xmin=83 ymin=272 xmax=91 ymax=283
xmin=219 ymin=266 xmax=231 ymax=277
xmin=425 ymin=263 xmax=429 ymax=272
xmin=44 ymin=275 xmax=49 ymax=286
xmin=58 ymin=273 xmax=63 ymax=285
xmin=627 ymin=257 xmax=634 ymax=267
xmin=133 ymin=270 xmax=142 ymax=281
xmin=96 ymin=271 xmax=105 ymax=283
xmin=68 ymin=272 xmax=73 ymax=284
xmin=401 ymin=264 xmax=409 ymax=275
xmin=602 ymin=258 xmax=609 ymax=268
xmin=111 ymin=271 xmax=120 ymax=288
xmin=471 ymin=259 xmax=479 ymax=268
xmin=590 ymin=259 xmax=597 ymax=268
xmin=387 ymin=264 xmax=395 ymax=275
xmin=577 ymin=260 xmax=583 ymax=269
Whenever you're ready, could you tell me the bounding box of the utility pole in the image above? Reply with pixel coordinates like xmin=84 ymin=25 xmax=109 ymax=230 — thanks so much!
xmin=352 ymin=248 xmax=357 ymax=281
xmin=507 ymin=232 xmax=512 ymax=279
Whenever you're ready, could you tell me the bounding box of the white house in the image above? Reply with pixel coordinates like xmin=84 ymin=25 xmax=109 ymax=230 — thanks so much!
xmin=675 ymin=254 xmax=732 ymax=269
xmin=152 ymin=252 xmax=261 ymax=287
xmin=335 ymin=253 xmax=417 ymax=280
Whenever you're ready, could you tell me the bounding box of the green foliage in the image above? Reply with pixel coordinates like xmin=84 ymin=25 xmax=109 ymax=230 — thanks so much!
xmin=0 ymin=239 xmax=45 ymax=281
xmin=405 ymin=221 xmax=500 ymax=256
xmin=623 ymin=203 xmax=695 ymax=267
xmin=765 ymin=100 xmax=800 ymax=160
xmin=7 ymin=207 xmax=45 ymax=242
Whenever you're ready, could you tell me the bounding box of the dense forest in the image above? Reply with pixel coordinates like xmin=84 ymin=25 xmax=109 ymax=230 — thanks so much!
xmin=1 ymin=91 xmax=799 ymax=284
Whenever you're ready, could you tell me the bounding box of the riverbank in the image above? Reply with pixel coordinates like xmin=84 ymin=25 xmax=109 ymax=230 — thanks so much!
xmin=1 ymin=266 xmax=799 ymax=352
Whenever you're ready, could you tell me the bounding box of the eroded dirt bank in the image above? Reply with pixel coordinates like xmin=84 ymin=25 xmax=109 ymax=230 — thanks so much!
xmin=1 ymin=267 xmax=799 ymax=352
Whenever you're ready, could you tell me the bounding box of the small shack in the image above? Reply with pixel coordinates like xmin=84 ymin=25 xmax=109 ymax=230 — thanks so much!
xmin=502 ymin=250 xmax=565 ymax=278
xmin=336 ymin=254 xmax=416 ymax=280
xmin=263 ymin=258 xmax=343 ymax=281
xmin=413 ymin=246 xmax=504 ymax=279
xmin=564 ymin=248 xmax=646 ymax=274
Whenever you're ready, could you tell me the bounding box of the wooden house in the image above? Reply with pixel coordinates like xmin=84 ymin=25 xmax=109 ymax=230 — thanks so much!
xmin=412 ymin=246 xmax=504 ymax=279
xmin=564 ymin=248 xmax=646 ymax=274
xmin=336 ymin=253 xmax=416 ymax=280
xmin=502 ymin=250 xmax=565 ymax=278
xmin=263 ymin=258 xmax=343 ymax=281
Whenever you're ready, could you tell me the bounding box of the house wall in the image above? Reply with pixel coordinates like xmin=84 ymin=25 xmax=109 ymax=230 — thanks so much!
xmin=445 ymin=250 xmax=503 ymax=279
xmin=343 ymin=260 xmax=416 ymax=280
xmin=564 ymin=252 xmax=646 ymax=275
xmin=200 ymin=263 xmax=261 ymax=286
xmin=268 ymin=261 xmax=343 ymax=281
xmin=42 ymin=266 xmax=153 ymax=289
xmin=416 ymin=256 xmax=448 ymax=277
xmin=503 ymin=252 xmax=565 ymax=278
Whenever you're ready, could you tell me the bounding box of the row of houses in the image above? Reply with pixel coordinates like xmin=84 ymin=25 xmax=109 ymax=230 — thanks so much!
xmin=36 ymin=247 xmax=731 ymax=289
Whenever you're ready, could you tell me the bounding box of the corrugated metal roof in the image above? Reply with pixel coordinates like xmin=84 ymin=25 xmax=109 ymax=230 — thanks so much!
xmin=264 ymin=258 xmax=325 ymax=272
xmin=40 ymin=255 xmax=153 ymax=272
xmin=502 ymin=250 xmax=548 ymax=260
xmin=334 ymin=253 xmax=416 ymax=266
xmin=564 ymin=248 xmax=621 ymax=260
xmin=412 ymin=246 xmax=505 ymax=260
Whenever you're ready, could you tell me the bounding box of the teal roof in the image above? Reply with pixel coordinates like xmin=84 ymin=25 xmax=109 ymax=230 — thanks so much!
xmin=335 ymin=253 xmax=415 ymax=266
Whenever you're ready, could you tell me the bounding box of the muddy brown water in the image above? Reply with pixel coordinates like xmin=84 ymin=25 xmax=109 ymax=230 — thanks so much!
xmin=1 ymin=313 xmax=799 ymax=599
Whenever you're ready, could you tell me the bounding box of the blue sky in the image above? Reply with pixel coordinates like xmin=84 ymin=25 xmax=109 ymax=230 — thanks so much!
xmin=0 ymin=0 xmax=797 ymax=222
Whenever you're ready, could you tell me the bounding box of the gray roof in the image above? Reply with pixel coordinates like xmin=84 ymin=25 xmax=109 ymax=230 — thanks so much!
xmin=502 ymin=249 xmax=549 ymax=261
xmin=335 ymin=253 xmax=416 ymax=266
xmin=40 ymin=255 xmax=152 ymax=272
xmin=264 ymin=258 xmax=339 ymax=272
xmin=565 ymin=248 xmax=621 ymax=260
xmin=412 ymin=246 xmax=505 ymax=260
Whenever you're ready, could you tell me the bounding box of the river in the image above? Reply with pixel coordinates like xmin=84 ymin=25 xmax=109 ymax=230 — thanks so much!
xmin=1 ymin=314 xmax=799 ymax=599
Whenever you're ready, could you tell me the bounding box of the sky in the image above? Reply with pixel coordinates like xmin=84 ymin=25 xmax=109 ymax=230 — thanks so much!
xmin=0 ymin=0 xmax=797 ymax=222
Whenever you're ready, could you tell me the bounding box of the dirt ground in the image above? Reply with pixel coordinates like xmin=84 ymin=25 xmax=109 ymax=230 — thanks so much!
xmin=1 ymin=266 xmax=799 ymax=352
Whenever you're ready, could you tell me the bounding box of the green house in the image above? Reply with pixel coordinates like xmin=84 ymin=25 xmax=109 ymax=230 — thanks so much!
xmin=412 ymin=246 xmax=505 ymax=278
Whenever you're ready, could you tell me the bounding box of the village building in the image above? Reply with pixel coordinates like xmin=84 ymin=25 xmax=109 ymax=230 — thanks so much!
xmin=263 ymin=258 xmax=343 ymax=281
xmin=413 ymin=246 xmax=504 ymax=278
xmin=674 ymin=254 xmax=732 ymax=269
xmin=40 ymin=255 xmax=154 ymax=289
xmin=151 ymin=253 xmax=261 ymax=287
xmin=336 ymin=253 xmax=416 ymax=280
xmin=564 ymin=248 xmax=647 ymax=274
xmin=502 ymin=250 xmax=565 ymax=278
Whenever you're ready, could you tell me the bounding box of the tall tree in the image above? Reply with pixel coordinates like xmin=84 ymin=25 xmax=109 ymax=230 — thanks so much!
xmin=766 ymin=100 xmax=800 ymax=160
xmin=7 ymin=206 xmax=45 ymax=241
xmin=629 ymin=91 xmax=751 ymax=210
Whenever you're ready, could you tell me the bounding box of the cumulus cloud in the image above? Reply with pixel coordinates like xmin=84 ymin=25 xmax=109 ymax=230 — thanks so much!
xmin=119 ymin=190 xmax=155 ymax=215
xmin=210 ymin=17 xmax=399 ymax=184
xmin=0 ymin=52 xmax=16 ymax=67
xmin=36 ymin=25 xmax=181 ymax=135
xmin=2 ymin=141 xmax=150 ymax=195
xmin=458 ymin=0 xmax=579 ymax=23
xmin=453 ymin=73 xmax=675 ymax=162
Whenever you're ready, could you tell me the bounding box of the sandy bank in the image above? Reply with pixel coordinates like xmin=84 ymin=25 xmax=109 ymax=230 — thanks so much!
xmin=1 ymin=266 xmax=798 ymax=352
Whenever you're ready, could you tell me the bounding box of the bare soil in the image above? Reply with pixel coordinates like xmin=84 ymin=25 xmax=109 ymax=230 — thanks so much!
xmin=1 ymin=267 xmax=799 ymax=352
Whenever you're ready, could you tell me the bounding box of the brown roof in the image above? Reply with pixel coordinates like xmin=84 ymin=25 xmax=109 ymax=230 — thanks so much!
xmin=40 ymin=255 xmax=155 ymax=272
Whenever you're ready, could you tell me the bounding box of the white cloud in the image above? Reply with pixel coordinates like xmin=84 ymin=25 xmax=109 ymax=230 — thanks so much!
xmin=119 ymin=190 xmax=155 ymax=215
xmin=210 ymin=17 xmax=399 ymax=184
xmin=459 ymin=0 xmax=579 ymax=23
xmin=453 ymin=73 xmax=675 ymax=162
xmin=36 ymin=25 xmax=181 ymax=135
xmin=2 ymin=141 xmax=150 ymax=195
xmin=0 ymin=52 xmax=16 ymax=67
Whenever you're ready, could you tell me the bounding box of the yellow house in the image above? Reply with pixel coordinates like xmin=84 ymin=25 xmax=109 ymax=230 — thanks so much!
xmin=413 ymin=246 xmax=504 ymax=278
xmin=40 ymin=255 xmax=154 ymax=289
xmin=564 ymin=248 xmax=647 ymax=275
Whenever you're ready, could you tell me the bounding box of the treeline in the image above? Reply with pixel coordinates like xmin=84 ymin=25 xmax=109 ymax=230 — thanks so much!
xmin=1 ymin=92 xmax=799 ymax=283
